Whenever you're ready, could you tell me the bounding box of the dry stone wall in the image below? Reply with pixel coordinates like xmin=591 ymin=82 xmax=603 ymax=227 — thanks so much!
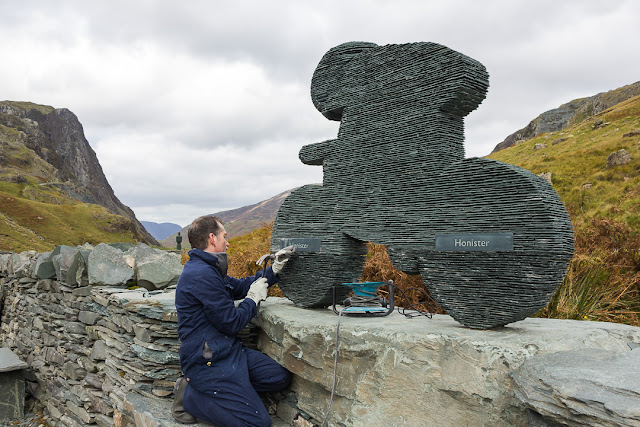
xmin=0 ymin=246 xmax=185 ymax=426
xmin=0 ymin=247 xmax=280 ymax=427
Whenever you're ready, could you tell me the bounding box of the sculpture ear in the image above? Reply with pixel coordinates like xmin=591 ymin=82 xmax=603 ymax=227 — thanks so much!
xmin=311 ymin=41 xmax=378 ymax=121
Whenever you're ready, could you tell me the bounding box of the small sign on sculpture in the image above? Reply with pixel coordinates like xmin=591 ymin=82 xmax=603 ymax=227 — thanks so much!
xmin=278 ymin=238 xmax=322 ymax=252
xmin=435 ymin=233 xmax=513 ymax=252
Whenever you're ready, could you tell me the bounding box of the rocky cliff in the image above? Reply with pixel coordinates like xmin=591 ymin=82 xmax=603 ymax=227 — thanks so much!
xmin=0 ymin=101 xmax=157 ymax=246
xmin=492 ymin=80 xmax=640 ymax=152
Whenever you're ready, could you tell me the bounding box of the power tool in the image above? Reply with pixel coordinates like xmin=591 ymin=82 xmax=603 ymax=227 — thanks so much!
xmin=332 ymin=280 xmax=394 ymax=317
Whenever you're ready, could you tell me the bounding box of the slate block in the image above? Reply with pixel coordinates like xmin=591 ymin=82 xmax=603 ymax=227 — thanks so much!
xmin=0 ymin=370 xmax=25 ymax=421
xmin=34 ymin=251 xmax=56 ymax=279
xmin=0 ymin=348 xmax=28 ymax=421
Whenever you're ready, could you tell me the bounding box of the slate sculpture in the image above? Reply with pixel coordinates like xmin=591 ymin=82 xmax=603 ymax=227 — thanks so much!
xmin=271 ymin=41 xmax=574 ymax=329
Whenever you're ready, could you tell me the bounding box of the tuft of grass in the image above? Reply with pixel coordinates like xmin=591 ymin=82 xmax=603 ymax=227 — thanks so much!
xmin=226 ymin=223 xmax=273 ymax=278
xmin=537 ymin=252 xmax=639 ymax=324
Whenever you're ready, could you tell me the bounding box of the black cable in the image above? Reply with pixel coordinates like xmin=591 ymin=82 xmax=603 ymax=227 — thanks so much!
xmin=389 ymin=284 xmax=438 ymax=319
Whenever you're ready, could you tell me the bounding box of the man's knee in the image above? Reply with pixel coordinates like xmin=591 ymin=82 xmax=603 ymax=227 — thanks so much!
xmin=247 ymin=348 xmax=292 ymax=391
xmin=276 ymin=367 xmax=292 ymax=389
xmin=253 ymin=364 xmax=292 ymax=392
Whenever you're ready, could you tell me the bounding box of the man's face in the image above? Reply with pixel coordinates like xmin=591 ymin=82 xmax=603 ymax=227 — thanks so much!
xmin=210 ymin=225 xmax=229 ymax=253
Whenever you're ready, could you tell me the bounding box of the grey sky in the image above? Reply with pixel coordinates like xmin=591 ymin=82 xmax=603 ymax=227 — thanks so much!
xmin=1 ymin=0 xmax=639 ymax=226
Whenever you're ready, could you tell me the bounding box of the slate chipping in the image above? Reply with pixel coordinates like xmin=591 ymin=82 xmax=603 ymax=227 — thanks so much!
xmin=271 ymin=41 xmax=574 ymax=328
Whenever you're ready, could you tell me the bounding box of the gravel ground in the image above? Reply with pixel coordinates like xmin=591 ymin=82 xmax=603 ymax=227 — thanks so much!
xmin=0 ymin=413 xmax=47 ymax=427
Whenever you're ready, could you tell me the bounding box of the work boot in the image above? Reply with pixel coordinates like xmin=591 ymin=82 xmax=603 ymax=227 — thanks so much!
xmin=172 ymin=377 xmax=197 ymax=424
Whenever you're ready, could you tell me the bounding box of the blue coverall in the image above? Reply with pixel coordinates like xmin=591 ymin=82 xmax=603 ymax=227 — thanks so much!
xmin=175 ymin=249 xmax=291 ymax=426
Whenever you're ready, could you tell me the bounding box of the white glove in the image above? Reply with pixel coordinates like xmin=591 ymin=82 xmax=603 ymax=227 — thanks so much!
xmin=246 ymin=277 xmax=268 ymax=304
xmin=272 ymin=246 xmax=295 ymax=274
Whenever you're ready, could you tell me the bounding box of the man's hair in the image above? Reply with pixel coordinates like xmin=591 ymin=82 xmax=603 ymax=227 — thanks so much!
xmin=188 ymin=215 xmax=224 ymax=250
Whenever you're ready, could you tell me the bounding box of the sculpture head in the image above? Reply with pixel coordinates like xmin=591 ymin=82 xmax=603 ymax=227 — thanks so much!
xmin=310 ymin=41 xmax=378 ymax=121
xmin=310 ymin=41 xmax=489 ymax=124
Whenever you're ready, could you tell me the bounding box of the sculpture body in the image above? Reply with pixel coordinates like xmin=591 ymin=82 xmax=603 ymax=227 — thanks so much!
xmin=272 ymin=42 xmax=574 ymax=329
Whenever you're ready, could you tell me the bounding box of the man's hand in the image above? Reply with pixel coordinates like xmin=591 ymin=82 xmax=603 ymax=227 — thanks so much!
xmin=272 ymin=245 xmax=295 ymax=274
xmin=246 ymin=277 xmax=269 ymax=304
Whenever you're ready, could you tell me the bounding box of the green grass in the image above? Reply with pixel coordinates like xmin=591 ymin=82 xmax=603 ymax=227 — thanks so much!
xmin=0 ymin=182 xmax=142 ymax=252
xmin=538 ymin=252 xmax=639 ymax=324
xmin=488 ymin=95 xmax=640 ymax=233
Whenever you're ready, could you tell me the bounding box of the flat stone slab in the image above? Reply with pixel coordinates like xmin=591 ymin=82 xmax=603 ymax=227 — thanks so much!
xmin=512 ymin=348 xmax=640 ymax=426
xmin=0 ymin=348 xmax=28 ymax=372
xmin=0 ymin=348 xmax=27 ymax=421
xmin=255 ymin=298 xmax=640 ymax=426
xmin=96 ymin=287 xmax=178 ymax=322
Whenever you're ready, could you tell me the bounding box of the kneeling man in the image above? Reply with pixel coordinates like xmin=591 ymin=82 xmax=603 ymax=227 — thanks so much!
xmin=174 ymin=215 xmax=292 ymax=426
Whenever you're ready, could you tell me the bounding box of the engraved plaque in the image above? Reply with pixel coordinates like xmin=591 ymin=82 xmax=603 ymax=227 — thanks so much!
xmin=435 ymin=233 xmax=513 ymax=251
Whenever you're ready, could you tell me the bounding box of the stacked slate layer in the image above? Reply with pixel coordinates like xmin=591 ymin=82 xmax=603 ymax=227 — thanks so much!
xmin=271 ymin=41 xmax=574 ymax=329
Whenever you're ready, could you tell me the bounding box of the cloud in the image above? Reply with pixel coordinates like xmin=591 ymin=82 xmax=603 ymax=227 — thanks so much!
xmin=93 ymin=133 xmax=324 ymax=226
xmin=1 ymin=0 xmax=639 ymax=225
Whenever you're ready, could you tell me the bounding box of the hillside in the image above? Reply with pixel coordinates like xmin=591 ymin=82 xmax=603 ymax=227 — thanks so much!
xmin=492 ymin=81 xmax=640 ymax=153
xmin=0 ymin=101 xmax=158 ymax=251
xmin=488 ymin=94 xmax=640 ymax=234
xmin=161 ymin=189 xmax=294 ymax=248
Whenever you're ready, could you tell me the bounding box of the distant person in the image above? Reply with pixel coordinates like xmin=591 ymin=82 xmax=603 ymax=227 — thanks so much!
xmin=173 ymin=215 xmax=292 ymax=426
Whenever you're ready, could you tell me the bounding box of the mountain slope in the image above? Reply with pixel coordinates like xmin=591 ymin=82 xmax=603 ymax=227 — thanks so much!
xmin=0 ymin=101 xmax=158 ymax=251
xmin=487 ymin=92 xmax=640 ymax=325
xmin=160 ymin=189 xmax=294 ymax=247
xmin=0 ymin=183 xmax=147 ymax=252
xmin=492 ymin=81 xmax=640 ymax=153
xmin=488 ymin=93 xmax=640 ymax=235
